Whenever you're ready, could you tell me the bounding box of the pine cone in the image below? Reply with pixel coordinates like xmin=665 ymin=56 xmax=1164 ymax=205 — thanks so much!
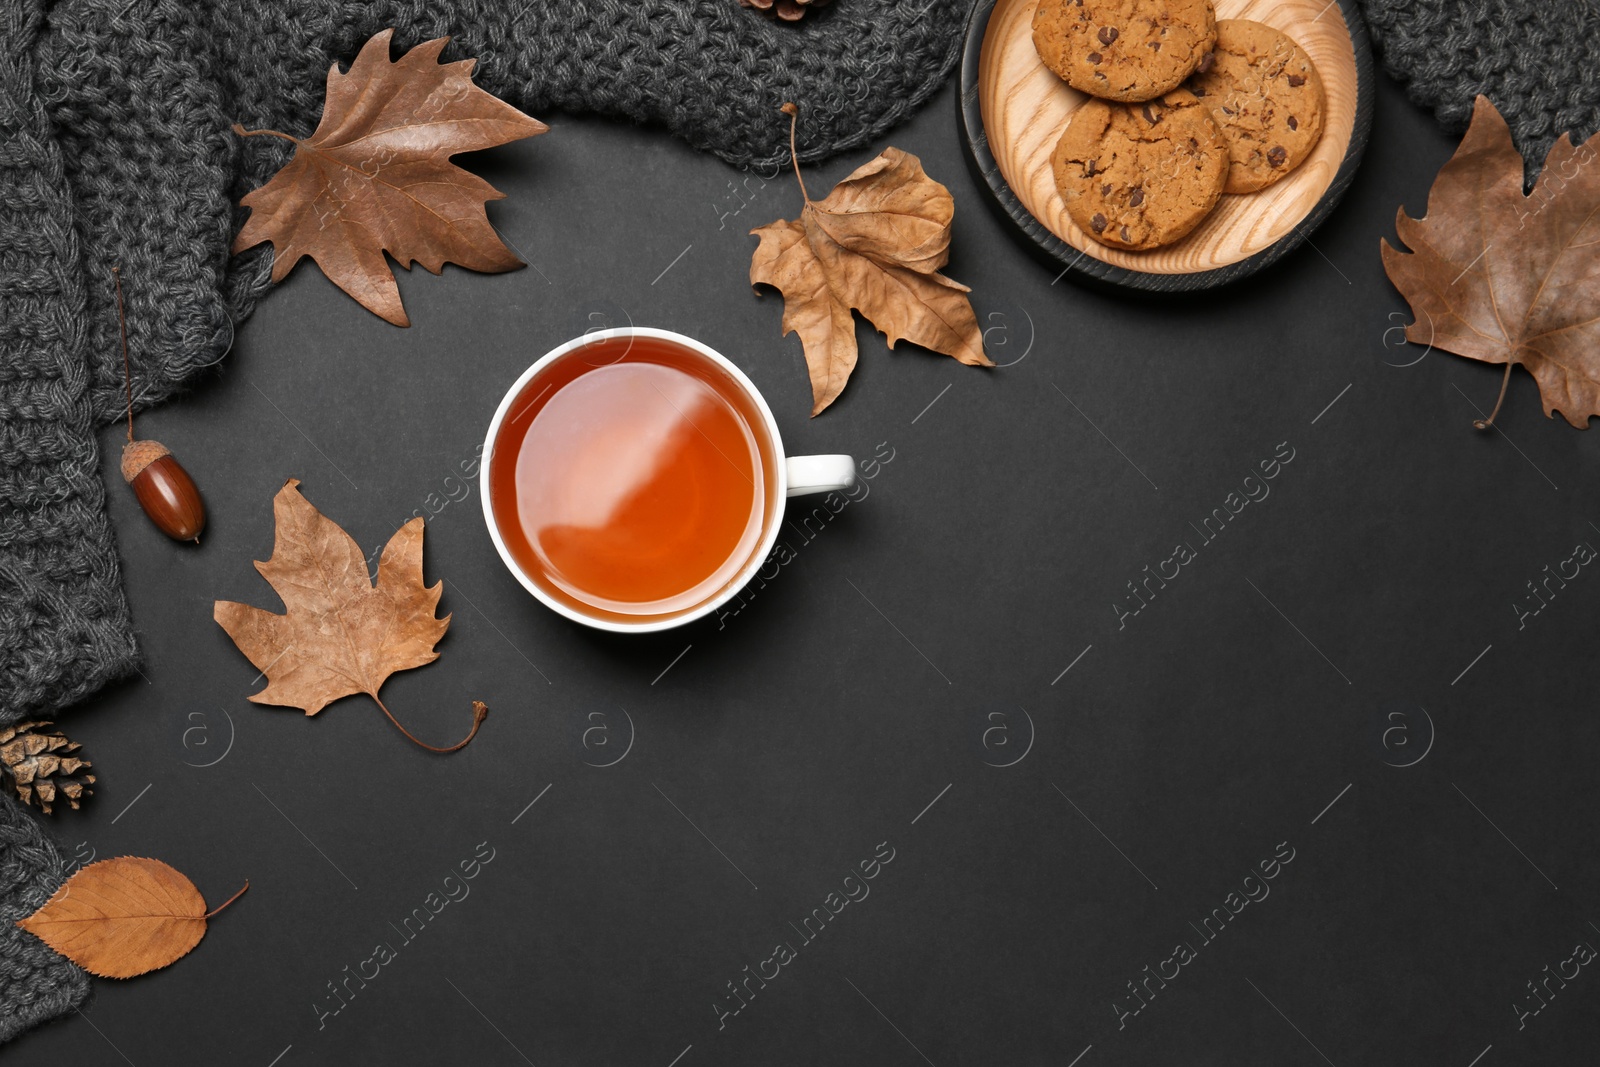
xmin=0 ymin=721 xmax=95 ymax=815
xmin=739 ymin=0 xmax=833 ymax=22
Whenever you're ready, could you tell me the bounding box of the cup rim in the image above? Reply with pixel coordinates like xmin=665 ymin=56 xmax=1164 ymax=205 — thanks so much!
xmin=479 ymin=327 xmax=789 ymax=633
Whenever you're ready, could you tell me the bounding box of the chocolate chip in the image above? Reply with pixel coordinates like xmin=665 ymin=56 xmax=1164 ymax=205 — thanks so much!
xmin=1088 ymin=51 xmax=1102 ymax=64
xmin=1090 ymin=213 xmax=1107 ymax=234
xmin=1287 ymin=74 xmax=1306 ymax=87
xmin=1142 ymin=104 xmax=1160 ymax=125
xmin=1097 ymin=26 xmax=1119 ymax=45
xmin=1149 ymin=41 xmax=1161 ymax=51
xmin=1128 ymin=187 xmax=1144 ymax=207
xmin=1287 ymin=115 xmax=1298 ymax=131
xmin=1196 ymin=51 xmax=1215 ymax=74
xmin=1102 ymin=183 xmax=1112 ymax=196
xmin=1192 ymin=87 xmax=1207 ymax=97
xmin=1267 ymin=145 xmax=1288 ymax=167
xmin=1084 ymin=159 xmax=1098 ymax=177
xmin=1120 ymin=226 xmax=1131 ymax=242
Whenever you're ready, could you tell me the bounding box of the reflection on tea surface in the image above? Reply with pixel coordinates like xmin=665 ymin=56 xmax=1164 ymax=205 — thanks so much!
xmin=500 ymin=358 xmax=764 ymax=616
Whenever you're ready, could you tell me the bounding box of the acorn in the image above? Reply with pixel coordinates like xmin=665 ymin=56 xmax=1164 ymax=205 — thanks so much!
xmin=121 ymin=439 xmax=205 ymax=542
xmin=112 ymin=267 xmax=206 ymax=543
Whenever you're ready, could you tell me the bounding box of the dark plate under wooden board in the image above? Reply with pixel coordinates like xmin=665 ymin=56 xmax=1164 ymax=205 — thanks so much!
xmin=958 ymin=0 xmax=1375 ymax=291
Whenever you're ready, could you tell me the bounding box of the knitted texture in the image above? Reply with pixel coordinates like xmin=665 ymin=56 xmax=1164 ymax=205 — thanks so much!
xmin=1365 ymin=0 xmax=1600 ymax=166
xmin=0 ymin=0 xmax=138 ymax=727
xmin=0 ymin=0 xmax=107 ymax=1042
xmin=0 ymin=795 xmax=89 ymax=1043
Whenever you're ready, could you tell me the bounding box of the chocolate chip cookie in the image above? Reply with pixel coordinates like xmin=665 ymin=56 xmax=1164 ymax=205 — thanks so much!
xmin=1051 ymin=90 xmax=1228 ymax=250
xmin=1187 ymin=19 xmax=1325 ymax=193
xmin=1032 ymin=0 xmax=1218 ymax=103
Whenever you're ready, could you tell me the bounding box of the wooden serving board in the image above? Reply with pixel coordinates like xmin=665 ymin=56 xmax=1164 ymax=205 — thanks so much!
xmin=959 ymin=0 xmax=1374 ymax=289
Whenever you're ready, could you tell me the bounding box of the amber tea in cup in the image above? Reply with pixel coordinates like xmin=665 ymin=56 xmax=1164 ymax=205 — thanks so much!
xmin=486 ymin=333 xmax=782 ymax=624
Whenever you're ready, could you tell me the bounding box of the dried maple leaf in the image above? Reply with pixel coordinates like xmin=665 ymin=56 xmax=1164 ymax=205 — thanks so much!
xmin=1383 ymin=95 xmax=1600 ymax=430
xmin=16 ymin=857 xmax=245 ymax=979
xmin=751 ymin=104 xmax=992 ymax=415
xmin=232 ymin=29 xmax=548 ymax=326
xmin=213 ymin=479 xmax=487 ymax=752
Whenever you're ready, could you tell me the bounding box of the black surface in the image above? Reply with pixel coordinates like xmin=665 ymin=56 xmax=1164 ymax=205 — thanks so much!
xmin=14 ymin=62 xmax=1600 ymax=1067
xmin=958 ymin=0 xmax=1376 ymax=291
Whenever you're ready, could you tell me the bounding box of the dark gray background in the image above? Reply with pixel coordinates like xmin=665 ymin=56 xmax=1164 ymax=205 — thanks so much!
xmin=13 ymin=33 xmax=1600 ymax=1067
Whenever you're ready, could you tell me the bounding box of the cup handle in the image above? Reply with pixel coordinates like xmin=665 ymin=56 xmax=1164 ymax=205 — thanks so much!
xmin=786 ymin=455 xmax=856 ymax=498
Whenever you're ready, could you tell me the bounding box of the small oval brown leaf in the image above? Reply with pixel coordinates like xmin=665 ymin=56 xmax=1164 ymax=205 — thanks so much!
xmin=16 ymin=857 xmax=211 ymax=978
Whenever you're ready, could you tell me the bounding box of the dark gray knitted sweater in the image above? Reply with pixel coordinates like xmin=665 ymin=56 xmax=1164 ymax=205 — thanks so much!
xmin=0 ymin=798 xmax=86 ymax=1044
xmin=1365 ymin=0 xmax=1600 ymax=166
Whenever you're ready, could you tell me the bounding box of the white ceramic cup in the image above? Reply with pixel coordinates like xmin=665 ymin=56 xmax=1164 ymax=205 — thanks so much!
xmin=480 ymin=327 xmax=855 ymax=633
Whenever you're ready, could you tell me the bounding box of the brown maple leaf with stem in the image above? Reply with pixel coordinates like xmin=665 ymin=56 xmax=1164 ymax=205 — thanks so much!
xmin=214 ymin=479 xmax=486 ymax=753
xmin=232 ymin=29 xmax=548 ymax=326
xmin=751 ymin=103 xmax=992 ymax=415
xmin=1383 ymin=95 xmax=1600 ymax=430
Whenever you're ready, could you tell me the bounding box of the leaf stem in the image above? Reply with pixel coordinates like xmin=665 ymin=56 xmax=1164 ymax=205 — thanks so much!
xmin=1474 ymin=361 xmax=1514 ymax=431
xmin=232 ymin=123 xmax=300 ymax=145
xmin=781 ymin=102 xmax=810 ymax=205
xmin=370 ymin=694 xmax=488 ymax=753
xmin=203 ymin=880 xmax=249 ymax=919
xmin=113 ymin=267 xmax=134 ymax=443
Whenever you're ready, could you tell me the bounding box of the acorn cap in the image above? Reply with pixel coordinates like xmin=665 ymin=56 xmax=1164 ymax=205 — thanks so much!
xmin=120 ymin=439 xmax=170 ymax=484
